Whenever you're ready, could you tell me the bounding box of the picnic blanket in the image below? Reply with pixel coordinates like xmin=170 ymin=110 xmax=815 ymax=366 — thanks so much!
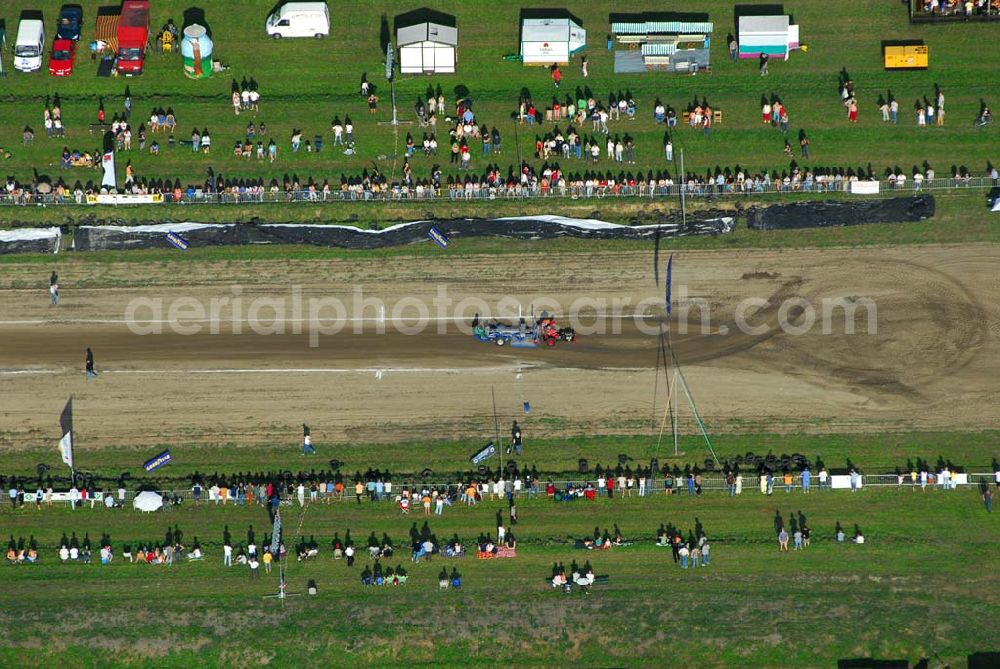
xmin=477 ymin=547 xmax=517 ymax=559
xmin=97 ymin=57 xmax=115 ymax=77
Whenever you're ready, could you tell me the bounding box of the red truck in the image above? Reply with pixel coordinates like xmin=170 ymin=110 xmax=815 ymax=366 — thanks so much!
xmin=116 ymin=0 xmax=150 ymax=75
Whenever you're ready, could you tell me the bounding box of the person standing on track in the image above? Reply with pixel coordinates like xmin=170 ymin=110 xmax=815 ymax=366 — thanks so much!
xmin=85 ymin=348 xmax=97 ymax=379
xmin=510 ymin=421 xmax=523 ymax=456
xmin=49 ymin=271 xmax=59 ymax=306
xmin=302 ymin=424 xmax=315 ymax=455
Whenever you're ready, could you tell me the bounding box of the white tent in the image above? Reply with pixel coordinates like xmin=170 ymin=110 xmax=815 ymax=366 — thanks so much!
xmin=398 ymin=14 xmax=457 ymax=74
xmin=520 ymin=17 xmax=586 ymax=65
xmin=738 ymin=15 xmax=798 ymax=61
xmin=133 ymin=491 xmax=163 ymax=513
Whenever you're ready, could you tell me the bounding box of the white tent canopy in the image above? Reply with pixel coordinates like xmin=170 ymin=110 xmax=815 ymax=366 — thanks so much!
xmin=133 ymin=491 xmax=163 ymax=513
xmin=520 ymin=17 xmax=586 ymax=65
xmin=738 ymin=15 xmax=798 ymax=60
xmin=397 ymin=12 xmax=457 ymax=74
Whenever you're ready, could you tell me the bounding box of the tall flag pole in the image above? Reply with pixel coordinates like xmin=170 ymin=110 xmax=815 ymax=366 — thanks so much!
xmin=59 ymin=397 xmax=75 ymax=481
xmin=665 ymin=254 xmax=673 ymax=321
xmin=656 ymin=256 xmax=676 ymax=455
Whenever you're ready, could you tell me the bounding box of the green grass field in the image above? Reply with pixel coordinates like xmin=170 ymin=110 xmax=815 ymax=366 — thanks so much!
xmin=0 ymin=0 xmax=998 ymax=226
xmin=1 ymin=450 xmax=997 ymax=666
xmin=1 ymin=433 xmax=998 ymax=666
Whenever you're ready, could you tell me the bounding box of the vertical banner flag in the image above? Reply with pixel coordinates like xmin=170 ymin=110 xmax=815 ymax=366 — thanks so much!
xmin=665 ymin=255 xmax=673 ymax=318
xmin=270 ymin=511 xmax=282 ymax=554
xmin=59 ymin=397 xmax=74 ymax=469
xmin=166 ymin=231 xmax=190 ymax=250
xmin=101 ymin=131 xmax=117 ymax=190
xmin=428 ymin=226 xmax=449 ymax=249
xmin=143 ymin=450 xmax=172 ymax=472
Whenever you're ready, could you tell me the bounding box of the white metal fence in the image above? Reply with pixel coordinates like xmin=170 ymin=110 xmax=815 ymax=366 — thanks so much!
xmin=0 ymin=175 xmax=995 ymax=207
xmin=16 ymin=471 xmax=997 ymax=507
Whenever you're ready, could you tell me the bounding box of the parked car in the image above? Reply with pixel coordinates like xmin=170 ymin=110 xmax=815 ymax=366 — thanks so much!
xmin=49 ymin=38 xmax=76 ymax=76
xmin=14 ymin=18 xmax=45 ymax=73
xmin=265 ymin=1 xmax=329 ymax=39
xmin=56 ymin=5 xmax=83 ymax=41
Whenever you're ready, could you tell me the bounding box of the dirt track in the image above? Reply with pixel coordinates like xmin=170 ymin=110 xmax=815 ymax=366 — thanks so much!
xmin=2 ymin=245 xmax=998 ymax=451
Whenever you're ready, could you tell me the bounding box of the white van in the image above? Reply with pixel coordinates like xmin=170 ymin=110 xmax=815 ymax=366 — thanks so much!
xmin=14 ymin=19 xmax=45 ymax=72
xmin=266 ymin=2 xmax=330 ymax=39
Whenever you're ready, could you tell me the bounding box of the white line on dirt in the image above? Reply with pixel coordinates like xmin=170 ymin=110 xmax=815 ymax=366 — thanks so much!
xmin=0 ymin=365 xmax=538 ymax=376
xmin=0 ymin=364 xmax=651 ymax=377
xmin=0 ymin=313 xmax=643 ymax=326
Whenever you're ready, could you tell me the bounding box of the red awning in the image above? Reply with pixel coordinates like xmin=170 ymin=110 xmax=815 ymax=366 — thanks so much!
xmin=95 ymin=13 xmax=120 ymax=52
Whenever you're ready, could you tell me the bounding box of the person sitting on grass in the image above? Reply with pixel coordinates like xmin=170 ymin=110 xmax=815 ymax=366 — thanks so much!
xmin=394 ymin=565 xmax=408 ymax=584
xmin=597 ymin=531 xmax=612 ymax=550
xmin=361 ymin=565 xmax=372 ymax=586
xmin=445 ymin=535 xmax=463 ymax=557
xmin=852 ymin=526 xmax=865 ymax=544
xmin=411 ymin=540 xmax=426 ymax=563
xmin=381 ymin=537 xmax=394 ymax=560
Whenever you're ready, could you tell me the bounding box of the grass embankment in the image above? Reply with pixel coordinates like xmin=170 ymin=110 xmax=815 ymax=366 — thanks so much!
xmin=4 ymin=431 xmax=998 ymax=488
xmin=0 ymin=473 xmax=996 ymax=666
xmin=1 ymin=189 xmax=996 ymax=267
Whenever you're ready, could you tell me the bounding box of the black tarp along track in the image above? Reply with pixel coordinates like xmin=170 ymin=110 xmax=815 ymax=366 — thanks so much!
xmin=746 ymin=196 xmax=935 ymax=230
xmin=73 ymin=215 xmax=736 ymax=251
xmin=0 ymin=230 xmax=61 ymax=255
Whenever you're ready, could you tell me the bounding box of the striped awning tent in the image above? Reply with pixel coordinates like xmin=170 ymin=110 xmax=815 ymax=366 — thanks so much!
xmin=641 ymin=43 xmax=677 ymax=56
xmin=95 ymin=12 xmax=120 ymax=52
xmin=611 ymin=20 xmax=713 ymax=36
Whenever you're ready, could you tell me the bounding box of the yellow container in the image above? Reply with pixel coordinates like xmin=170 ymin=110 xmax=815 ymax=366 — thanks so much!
xmin=884 ymin=44 xmax=928 ymax=70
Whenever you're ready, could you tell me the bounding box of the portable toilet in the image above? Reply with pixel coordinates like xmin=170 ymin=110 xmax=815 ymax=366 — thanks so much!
xmin=181 ymin=24 xmax=213 ymax=79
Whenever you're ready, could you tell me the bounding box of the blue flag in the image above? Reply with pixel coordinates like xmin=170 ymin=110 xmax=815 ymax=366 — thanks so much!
xmin=665 ymin=255 xmax=673 ymax=317
xmin=143 ymin=449 xmax=172 ymax=472
xmin=166 ymin=231 xmax=189 ymax=251
xmin=428 ymin=226 xmax=449 ymax=249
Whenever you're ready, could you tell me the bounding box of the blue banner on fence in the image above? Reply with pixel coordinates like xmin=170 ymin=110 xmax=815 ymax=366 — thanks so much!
xmin=143 ymin=449 xmax=172 ymax=472
xmin=470 ymin=442 xmax=496 ymax=465
xmin=428 ymin=226 xmax=449 ymax=249
xmin=166 ymin=232 xmax=190 ymax=251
